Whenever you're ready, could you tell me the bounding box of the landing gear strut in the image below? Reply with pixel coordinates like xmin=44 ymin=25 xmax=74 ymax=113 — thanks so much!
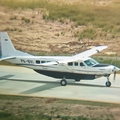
xmin=105 ymin=76 xmax=111 ymax=87
xmin=60 ymin=78 xmax=67 ymax=86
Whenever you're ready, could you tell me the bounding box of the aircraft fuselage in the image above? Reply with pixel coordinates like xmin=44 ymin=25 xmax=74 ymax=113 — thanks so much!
xmin=6 ymin=56 xmax=114 ymax=81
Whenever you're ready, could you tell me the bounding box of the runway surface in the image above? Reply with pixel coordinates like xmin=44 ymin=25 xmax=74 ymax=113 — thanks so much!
xmin=0 ymin=65 xmax=120 ymax=103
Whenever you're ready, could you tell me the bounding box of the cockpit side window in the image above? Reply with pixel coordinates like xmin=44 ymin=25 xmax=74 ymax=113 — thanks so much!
xmin=84 ymin=58 xmax=99 ymax=66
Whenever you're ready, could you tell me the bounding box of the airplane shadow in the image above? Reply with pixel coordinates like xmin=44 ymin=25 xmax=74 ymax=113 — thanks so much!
xmin=6 ymin=78 xmax=105 ymax=88
xmin=20 ymin=83 xmax=60 ymax=94
xmin=0 ymin=75 xmax=120 ymax=94
xmin=69 ymin=82 xmax=105 ymax=87
xmin=3 ymin=78 xmax=106 ymax=95
xmin=0 ymin=75 xmax=15 ymax=80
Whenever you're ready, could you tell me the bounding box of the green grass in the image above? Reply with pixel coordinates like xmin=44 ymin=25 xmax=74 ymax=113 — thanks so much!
xmin=59 ymin=98 xmax=120 ymax=108
xmin=79 ymin=28 xmax=96 ymax=40
xmin=0 ymin=94 xmax=28 ymax=100
xmin=0 ymin=0 xmax=120 ymax=38
xmin=0 ymin=112 xmax=18 ymax=120
xmin=0 ymin=112 xmax=53 ymax=120
xmin=0 ymin=94 xmax=120 ymax=108
xmin=0 ymin=111 xmax=90 ymax=120
xmin=0 ymin=95 xmax=118 ymax=120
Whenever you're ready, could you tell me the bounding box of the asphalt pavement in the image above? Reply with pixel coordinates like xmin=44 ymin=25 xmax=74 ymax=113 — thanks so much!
xmin=0 ymin=65 xmax=120 ymax=103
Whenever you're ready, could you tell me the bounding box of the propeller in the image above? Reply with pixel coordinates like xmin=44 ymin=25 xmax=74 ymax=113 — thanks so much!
xmin=113 ymin=70 xmax=116 ymax=81
xmin=113 ymin=66 xmax=120 ymax=81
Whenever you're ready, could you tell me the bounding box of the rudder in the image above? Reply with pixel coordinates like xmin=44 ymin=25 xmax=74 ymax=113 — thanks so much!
xmin=0 ymin=32 xmax=16 ymax=57
xmin=0 ymin=32 xmax=32 ymax=59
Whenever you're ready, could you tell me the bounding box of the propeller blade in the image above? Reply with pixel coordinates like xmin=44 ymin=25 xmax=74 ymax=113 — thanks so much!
xmin=113 ymin=71 xmax=116 ymax=81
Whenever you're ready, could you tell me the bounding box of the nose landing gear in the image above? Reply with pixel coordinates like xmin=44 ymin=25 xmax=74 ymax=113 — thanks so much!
xmin=105 ymin=76 xmax=111 ymax=87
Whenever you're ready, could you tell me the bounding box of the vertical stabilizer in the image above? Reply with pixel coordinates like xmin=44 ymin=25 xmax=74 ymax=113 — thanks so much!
xmin=0 ymin=32 xmax=32 ymax=58
xmin=0 ymin=32 xmax=16 ymax=57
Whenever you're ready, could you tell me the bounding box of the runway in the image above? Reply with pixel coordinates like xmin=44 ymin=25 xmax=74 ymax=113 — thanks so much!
xmin=0 ymin=65 xmax=120 ymax=103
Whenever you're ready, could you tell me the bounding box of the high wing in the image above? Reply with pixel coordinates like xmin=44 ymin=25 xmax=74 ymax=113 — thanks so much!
xmin=40 ymin=46 xmax=108 ymax=66
xmin=73 ymin=46 xmax=108 ymax=58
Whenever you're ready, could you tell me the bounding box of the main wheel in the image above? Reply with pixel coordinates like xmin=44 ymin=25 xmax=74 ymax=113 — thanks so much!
xmin=105 ymin=81 xmax=111 ymax=87
xmin=75 ymin=79 xmax=81 ymax=82
xmin=60 ymin=79 xmax=67 ymax=86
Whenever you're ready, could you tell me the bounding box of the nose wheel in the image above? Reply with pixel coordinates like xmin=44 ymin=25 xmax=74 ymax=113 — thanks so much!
xmin=105 ymin=81 xmax=111 ymax=87
xmin=105 ymin=76 xmax=111 ymax=87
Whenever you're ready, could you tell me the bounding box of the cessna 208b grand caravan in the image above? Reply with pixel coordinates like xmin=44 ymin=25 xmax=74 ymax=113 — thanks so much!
xmin=0 ymin=32 xmax=119 ymax=87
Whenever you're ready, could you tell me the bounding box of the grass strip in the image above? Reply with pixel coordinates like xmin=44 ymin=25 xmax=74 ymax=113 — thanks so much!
xmin=0 ymin=0 xmax=120 ymax=36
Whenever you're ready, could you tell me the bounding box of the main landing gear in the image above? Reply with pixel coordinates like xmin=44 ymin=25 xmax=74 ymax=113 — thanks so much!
xmin=60 ymin=78 xmax=67 ymax=86
xmin=105 ymin=76 xmax=111 ymax=87
xmin=60 ymin=76 xmax=112 ymax=87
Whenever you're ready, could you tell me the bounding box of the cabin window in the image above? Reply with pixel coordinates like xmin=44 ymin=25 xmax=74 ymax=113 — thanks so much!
xmin=36 ymin=60 xmax=40 ymax=64
xmin=80 ymin=62 xmax=85 ymax=66
xmin=68 ymin=62 xmax=73 ymax=66
xmin=41 ymin=61 xmax=46 ymax=63
xmin=74 ymin=62 xmax=78 ymax=66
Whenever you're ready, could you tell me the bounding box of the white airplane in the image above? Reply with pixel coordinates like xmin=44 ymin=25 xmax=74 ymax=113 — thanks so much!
xmin=0 ymin=32 xmax=119 ymax=87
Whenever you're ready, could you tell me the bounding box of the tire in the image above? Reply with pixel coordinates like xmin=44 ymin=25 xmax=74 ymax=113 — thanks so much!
xmin=60 ymin=79 xmax=67 ymax=86
xmin=75 ymin=79 xmax=80 ymax=82
xmin=105 ymin=81 xmax=111 ymax=87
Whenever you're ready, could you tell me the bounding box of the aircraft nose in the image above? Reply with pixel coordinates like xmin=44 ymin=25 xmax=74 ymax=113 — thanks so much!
xmin=110 ymin=65 xmax=120 ymax=81
xmin=111 ymin=65 xmax=120 ymax=72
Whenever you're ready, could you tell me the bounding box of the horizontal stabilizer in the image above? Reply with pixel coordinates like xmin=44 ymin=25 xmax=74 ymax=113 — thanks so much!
xmin=0 ymin=56 xmax=15 ymax=61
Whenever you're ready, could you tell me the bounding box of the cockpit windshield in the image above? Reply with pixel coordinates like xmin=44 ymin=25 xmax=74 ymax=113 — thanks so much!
xmin=84 ymin=58 xmax=99 ymax=66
